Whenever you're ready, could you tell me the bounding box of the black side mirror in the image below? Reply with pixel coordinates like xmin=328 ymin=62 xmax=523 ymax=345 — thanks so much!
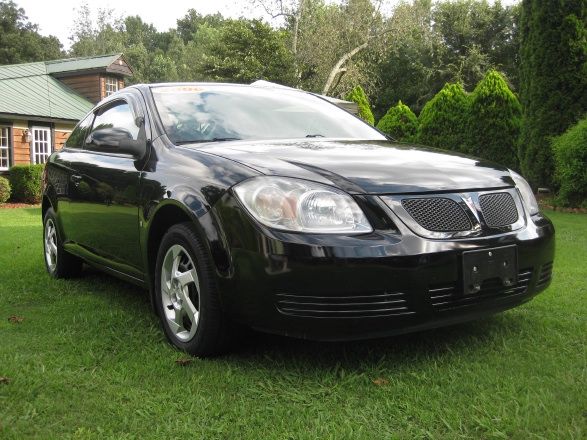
xmin=118 ymin=138 xmax=147 ymax=158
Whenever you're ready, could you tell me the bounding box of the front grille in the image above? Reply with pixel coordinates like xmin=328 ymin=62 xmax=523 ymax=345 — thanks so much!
xmin=536 ymin=261 xmax=553 ymax=289
xmin=275 ymin=292 xmax=415 ymax=318
xmin=401 ymin=198 xmax=472 ymax=232
xmin=479 ymin=192 xmax=518 ymax=227
xmin=428 ymin=268 xmax=533 ymax=312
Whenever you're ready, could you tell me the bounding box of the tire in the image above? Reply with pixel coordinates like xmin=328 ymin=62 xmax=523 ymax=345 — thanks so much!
xmin=154 ymin=222 xmax=232 ymax=357
xmin=43 ymin=207 xmax=83 ymax=278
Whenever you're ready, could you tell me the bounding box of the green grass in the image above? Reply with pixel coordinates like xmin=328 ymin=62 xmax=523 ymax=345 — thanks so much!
xmin=0 ymin=208 xmax=585 ymax=439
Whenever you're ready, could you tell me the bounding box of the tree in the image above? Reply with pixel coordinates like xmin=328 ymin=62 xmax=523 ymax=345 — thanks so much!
xmin=0 ymin=0 xmax=62 ymax=64
xmin=346 ymin=85 xmax=375 ymax=125
xmin=376 ymin=101 xmax=418 ymax=141
xmin=196 ymin=19 xmax=296 ymax=85
xmin=467 ymin=70 xmax=521 ymax=169
xmin=552 ymin=116 xmax=587 ymax=208
xmin=519 ymin=0 xmax=587 ymax=188
xmin=417 ymin=82 xmax=470 ymax=152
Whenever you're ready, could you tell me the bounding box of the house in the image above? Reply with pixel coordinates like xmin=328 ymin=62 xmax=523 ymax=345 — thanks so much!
xmin=0 ymin=54 xmax=133 ymax=173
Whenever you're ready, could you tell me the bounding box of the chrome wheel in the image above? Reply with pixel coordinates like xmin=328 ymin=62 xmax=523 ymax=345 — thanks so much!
xmin=44 ymin=219 xmax=58 ymax=273
xmin=161 ymin=244 xmax=201 ymax=342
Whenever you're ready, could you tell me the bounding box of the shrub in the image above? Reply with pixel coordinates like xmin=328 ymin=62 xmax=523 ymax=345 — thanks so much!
xmin=552 ymin=116 xmax=587 ymax=207
xmin=0 ymin=176 xmax=10 ymax=204
xmin=376 ymin=100 xmax=418 ymax=141
xmin=417 ymin=83 xmax=470 ymax=152
xmin=9 ymin=164 xmax=44 ymax=204
xmin=467 ymin=70 xmax=521 ymax=170
xmin=345 ymin=85 xmax=375 ymax=125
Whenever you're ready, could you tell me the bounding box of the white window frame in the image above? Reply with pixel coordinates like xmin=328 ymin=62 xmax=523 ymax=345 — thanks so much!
xmin=31 ymin=126 xmax=52 ymax=164
xmin=105 ymin=77 xmax=119 ymax=96
xmin=0 ymin=125 xmax=10 ymax=171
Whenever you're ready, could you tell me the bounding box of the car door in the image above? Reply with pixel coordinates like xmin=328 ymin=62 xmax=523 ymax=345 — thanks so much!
xmin=67 ymin=97 xmax=146 ymax=279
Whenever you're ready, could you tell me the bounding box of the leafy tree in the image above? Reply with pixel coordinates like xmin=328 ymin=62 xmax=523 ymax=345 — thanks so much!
xmin=417 ymin=82 xmax=470 ymax=152
xmin=0 ymin=0 xmax=62 ymax=64
xmin=552 ymin=116 xmax=587 ymax=207
xmin=376 ymin=101 xmax=418 ymax=141
xmin=467 ymin=70 xmax=521 ymax=169
xmin=176 ymin=9 xmax=224 ymax=44
xmin=345 ymin=85 xmax=375 ymax=125
xmin=197 ymin=19 xmax=296 ymax=85
xmin=519 ymin=0 xmax=587 ymax=188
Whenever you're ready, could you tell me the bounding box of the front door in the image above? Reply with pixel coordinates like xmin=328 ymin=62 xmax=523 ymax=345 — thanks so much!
xmin=67 ymin=100 xmax=144 ymax=278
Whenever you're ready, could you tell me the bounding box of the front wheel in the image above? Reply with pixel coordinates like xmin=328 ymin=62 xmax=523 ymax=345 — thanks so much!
xmin=154 ymin=223 xmax=232 ymax=356
xmin=43 ymin=208 xmax=83 ymax=278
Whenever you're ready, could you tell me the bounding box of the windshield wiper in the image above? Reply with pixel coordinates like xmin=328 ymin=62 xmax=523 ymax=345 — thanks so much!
xmin=176 ymin=137 xmax=241 ymax=145
xmin=305 ymin=134 xmax=325 ymax=138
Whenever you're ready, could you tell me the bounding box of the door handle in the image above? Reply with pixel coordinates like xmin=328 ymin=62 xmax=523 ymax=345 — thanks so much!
xmin=70 ymin=175 xmax=82 ymax=185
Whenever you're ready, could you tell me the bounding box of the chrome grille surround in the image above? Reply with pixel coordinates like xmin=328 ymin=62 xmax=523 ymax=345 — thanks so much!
xmin=379 ymin=188 xmax=526 ymax=239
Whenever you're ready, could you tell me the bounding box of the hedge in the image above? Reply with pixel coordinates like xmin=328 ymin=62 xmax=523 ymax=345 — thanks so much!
xmin=552 ymin=116 xmax=587 ymax=208
xmin=376 ymin=100 xmax=418 ymax=141
xmin=345 ymin=85 xmax=375 ymax=125
xmin=8 ymin=164 xmax=44 ymax=204
xmin=0 ymin=176 xmax=10 ymax=204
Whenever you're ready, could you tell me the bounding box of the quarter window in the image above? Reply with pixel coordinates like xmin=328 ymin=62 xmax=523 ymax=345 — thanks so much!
xmin=31 ymin=126 xmax=52 ymax=164
xmin=105 ymin=77 xmax=119 ymax=96
xmin=0 ymin=126 xmax=10 ymax=170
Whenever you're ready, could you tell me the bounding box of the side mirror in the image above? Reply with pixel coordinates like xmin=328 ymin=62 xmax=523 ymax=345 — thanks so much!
xmin=118 ymin=138 xmax=147 ymax=158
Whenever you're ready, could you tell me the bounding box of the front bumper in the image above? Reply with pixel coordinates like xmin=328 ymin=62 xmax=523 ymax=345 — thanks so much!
xmin=211 ymin=195 xmax=555 ymax=341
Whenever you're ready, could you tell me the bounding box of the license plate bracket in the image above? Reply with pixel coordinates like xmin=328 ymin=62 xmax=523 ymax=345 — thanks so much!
xmin=462 ymin=245 xmax=518 ymax=294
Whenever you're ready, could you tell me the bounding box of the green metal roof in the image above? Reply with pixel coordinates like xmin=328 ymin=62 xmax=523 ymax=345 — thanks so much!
xmin=0 ymin=56 xmax=120 ymax=121
xmin=45 ymin=53 xmax=125 ymax=75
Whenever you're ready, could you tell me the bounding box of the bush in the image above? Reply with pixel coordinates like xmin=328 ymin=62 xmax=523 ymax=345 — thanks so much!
xmin=417 ymin=83 xmax=470 ymax=152
xmin=376 ymin=100 xmax=418 ymax=141
xmin=0 ymin=176 xmax=10 ymax=204
xmin=9 ymin=164 xmax=44 ymax=204
xmin=467 ymin=70 xmax=521 ymax=169
xmin=552 ymin=116 xmax=587 ymax=207
xmin=345 ymin=85 xmax=375 ymax=125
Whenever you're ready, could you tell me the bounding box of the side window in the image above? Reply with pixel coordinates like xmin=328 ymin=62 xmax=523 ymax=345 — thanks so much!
xmin=66 ymin=113 xmax=94 ymax=149
xmin=87 ymin=101 xmax=139 ymax=152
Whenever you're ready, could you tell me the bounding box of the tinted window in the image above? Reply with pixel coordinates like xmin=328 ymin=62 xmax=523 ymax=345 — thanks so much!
xmin=66 ymin=113 xmax=94 ymax=148
xmin=87 ymin=102 xmax=139 ymax=151
xmin=152 ymin=85 xmax=385 ymax=144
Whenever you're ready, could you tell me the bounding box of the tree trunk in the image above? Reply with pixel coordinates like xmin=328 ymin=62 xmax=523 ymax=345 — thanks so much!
xmin=321 ymin=42 xmax=368 ymax=96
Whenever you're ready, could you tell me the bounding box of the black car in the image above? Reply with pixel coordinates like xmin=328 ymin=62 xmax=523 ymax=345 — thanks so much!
xmin=42 ymin=83 xmax=555 ymax=356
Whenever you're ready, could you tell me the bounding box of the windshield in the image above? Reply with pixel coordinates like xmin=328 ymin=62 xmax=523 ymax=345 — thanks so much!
xmin=151 ymin=85 xmax=385 ymax=144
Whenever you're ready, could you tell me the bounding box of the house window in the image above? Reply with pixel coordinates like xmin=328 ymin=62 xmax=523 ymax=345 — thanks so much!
xmin=105 ymin=77 xmax=119 ymax=96
xmin=31 ymin=126 xmax=52 ymax=164
xmin=0 ymin=126 xmax=10 ymax=171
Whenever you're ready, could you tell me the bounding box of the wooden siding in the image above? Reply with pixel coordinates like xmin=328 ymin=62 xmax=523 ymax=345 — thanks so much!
xmin=60 ymin=74 xmax=102 ymax=104
xmin=13 ymin=127 xmax=30 ymax=165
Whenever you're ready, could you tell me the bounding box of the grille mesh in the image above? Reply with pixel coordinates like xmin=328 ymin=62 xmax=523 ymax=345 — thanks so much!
xmin=401 ymin=198 xmax=471 ymax=232
xmin=479 ymin=192 xmax=518 ymax=227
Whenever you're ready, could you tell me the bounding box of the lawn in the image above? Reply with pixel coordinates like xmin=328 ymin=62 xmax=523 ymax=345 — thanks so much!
xmin=0 ymin=207 xmax=585 ymax=439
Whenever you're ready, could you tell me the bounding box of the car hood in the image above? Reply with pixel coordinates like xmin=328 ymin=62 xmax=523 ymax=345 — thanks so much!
xmin=190 ymin=139 xmax=514 ymax=194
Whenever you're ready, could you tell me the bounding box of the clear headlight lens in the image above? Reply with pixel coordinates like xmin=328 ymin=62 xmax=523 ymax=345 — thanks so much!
xmin=510 ymin=170 xmax=539 ymax=215
xmin=233 ymin=176 xmax=373 ymax=234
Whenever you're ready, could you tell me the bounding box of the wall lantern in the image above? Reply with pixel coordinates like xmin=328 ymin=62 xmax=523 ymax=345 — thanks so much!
xmin=24 ymin=129 xmax=32 ymax=143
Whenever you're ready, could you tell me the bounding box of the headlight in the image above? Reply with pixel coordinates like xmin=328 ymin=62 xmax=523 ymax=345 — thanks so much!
xmin=509 ymin=170 xmax=539 ymax=215
xmin=233 ymin=176 xmax=373 ymax=234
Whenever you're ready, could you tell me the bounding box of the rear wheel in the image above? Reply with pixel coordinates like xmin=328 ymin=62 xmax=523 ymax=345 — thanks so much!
xmin=43 ymin=208 xmax=83 ymax=278
xmin=154 ymin=223 xmax=231 ymax=356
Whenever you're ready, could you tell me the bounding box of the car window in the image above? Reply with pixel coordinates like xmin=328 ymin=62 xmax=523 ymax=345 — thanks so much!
xmin=86 ymin=101 xmax=139 ymax=151
xmin=152 ymin=85 xmax=386 ymax=144
xmin=66 ymin=113 xmax=94 ymax=149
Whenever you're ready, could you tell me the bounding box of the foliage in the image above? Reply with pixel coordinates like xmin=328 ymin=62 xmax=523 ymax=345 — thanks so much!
xmin=0 ymin=0 xmax=62 ymax=64
xmin=376 ymin=101 xmax=418 ymax=141
xmin=0 ymin=175 xmax=10 ymax=203
xmin=552 ymin=116 xmax=587 ymax=208
xmin=8 ymin=164 xmax=44 ymax=203
xmin=417 ymin=82 xmax=470 ymax=152
xmin=519 ymin=0 xmax=587 ymax=188
xmin=345 ymin=85 xmax=375 ymax=125
xmin=467 ymin=70 xmax=521 ymax=169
